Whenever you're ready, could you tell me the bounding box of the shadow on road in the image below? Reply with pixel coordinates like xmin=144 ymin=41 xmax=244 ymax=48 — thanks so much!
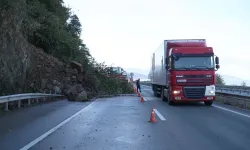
xmin=168 ymin=101 xmax=210 ymax=107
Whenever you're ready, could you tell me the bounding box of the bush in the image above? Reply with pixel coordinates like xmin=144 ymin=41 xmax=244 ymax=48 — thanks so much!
xmin=216 ymin=73 xmax=225 ymax=85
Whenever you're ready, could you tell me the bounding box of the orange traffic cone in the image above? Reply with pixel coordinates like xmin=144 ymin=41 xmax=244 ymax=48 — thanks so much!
xmin=148 ymin=108 xmax=157 ymax=123
xmin=138 ymin=92 xmax=141 ymax=97
xmin=140 ymin=97 xmax=144 ymax=102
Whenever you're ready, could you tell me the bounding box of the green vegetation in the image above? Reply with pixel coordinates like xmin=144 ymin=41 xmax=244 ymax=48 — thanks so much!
xmin=241 ymin=81 xmax=246 ymax=87
xmin=0 ymin=0 xmax=133 ymax=96
xmin=216 ymin=73 xmax=226 ymax=85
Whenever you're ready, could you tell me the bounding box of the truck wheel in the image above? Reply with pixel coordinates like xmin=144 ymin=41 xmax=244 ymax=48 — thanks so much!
xmin=161 ymin=88 xmax=167 ymax=102
xmin=204 ymin=101 xmax=213 ymax=106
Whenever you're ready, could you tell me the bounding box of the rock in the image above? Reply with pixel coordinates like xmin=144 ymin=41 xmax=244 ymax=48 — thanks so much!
xmin=66 ymin=64 xmax=70 ymax=68
xmin=65 ymin=68 xmax=69 ymax=73
xmin=46 ymin=84 xmax=53 ymax=90
xmin=65 ymin=84 xmax=85 ymax=101
xmin=54 ymin=86 xmax=61 ymax=94
xmin=73 ymin=69 xmax=78 ymax=75
xmin=57 ymin=82 xmax=62 ymax=89
xmin=76 ymin=74 xmax=84 ymax=83
xmin=75 ymin=90 xmax=88 ymax=101
xmin=63 ymin=84 xmax=71 ymax=90
xmin=75 ymin=84 xmax=84 ymax=92
xmin=39 ymin=89 xmax=44 ymax=93
xmin=52 ymin=80 xmax=57 ymax=85
xmin=30 ymin=83 xmax=34 ymax=88
xmin=45 ymin=67 xmax=51 ymax=73
xmin=72 ymin=76 xmax=76 ymax=79
xmin=70 ymin=61 xmax=83 ymax=73
xmin=64 ymin=77 xmax=70 ymax=81
xmin=98 ymin=91 xmax=107 ymax=95
xmin=41 ymin=79 xmax=48 ymax=89
xmin=0 ymin=13 xmax=31 ymax=95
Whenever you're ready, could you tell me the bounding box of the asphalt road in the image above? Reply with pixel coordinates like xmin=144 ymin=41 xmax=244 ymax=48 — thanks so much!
xmin=0 ymin=86 xmax=250 ymax=150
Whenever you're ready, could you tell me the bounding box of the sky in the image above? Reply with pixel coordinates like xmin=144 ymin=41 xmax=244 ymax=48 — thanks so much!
xmin=64 ymin=0 xmax=250 ymax=80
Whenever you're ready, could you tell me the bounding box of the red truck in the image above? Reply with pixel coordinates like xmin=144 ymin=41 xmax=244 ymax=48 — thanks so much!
xmin=149 ymin=39 xmax=220 ymax=106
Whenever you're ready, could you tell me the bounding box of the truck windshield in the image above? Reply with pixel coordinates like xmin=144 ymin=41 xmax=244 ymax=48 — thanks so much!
xmin=173 ymin=56 xmax=214 ymax=70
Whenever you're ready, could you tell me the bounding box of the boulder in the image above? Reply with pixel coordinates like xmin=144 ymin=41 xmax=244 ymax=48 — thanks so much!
xmin=54 ymin=86 xmax=61 ymax=94
xmin=65 ymin=84 xmax=85 ymax=101
xmin=75 ymin=90 xmax=88 ymax=101
xmin=76 ymin=74 xmax=84 ymax=83
xmin=52 ymin=80 xmax=58 ymax=85
xmin=70 ymin=60 xmax=83 ymax=73
xmin=41 ymin=79 xmax=48 ymax=89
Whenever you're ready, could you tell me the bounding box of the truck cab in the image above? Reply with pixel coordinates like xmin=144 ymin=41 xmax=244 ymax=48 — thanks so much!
xmin=150 ymin=39 xmax=220 ymax=106
xmin=165 ymin=47 xmax=219 ymax=105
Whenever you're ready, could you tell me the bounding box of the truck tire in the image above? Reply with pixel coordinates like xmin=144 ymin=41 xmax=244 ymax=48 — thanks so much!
xmin=161 ymin=88 xmax=167 ymax=102
xmin=204 ymin=101 xmax=213 ymax=106
xmin=157 ymin=93 xmax=161 ymax=97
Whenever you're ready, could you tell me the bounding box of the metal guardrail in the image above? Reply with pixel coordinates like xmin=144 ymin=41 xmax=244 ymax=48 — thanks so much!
xmin=0 ymin=92 xmax=64 ymax=111
xmin=216 ymin=87 xmax=250 ymax=97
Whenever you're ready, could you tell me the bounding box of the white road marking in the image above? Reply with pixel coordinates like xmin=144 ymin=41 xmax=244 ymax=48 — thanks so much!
xmin=213 ymin=105 xmax=250 ymax=119
xmin=20 ymin=100 xmax=97 ymax=150
xmin=153 ymin=109 xmax=166 ymax=121
xmin=116 ymin=136 xmax=134 ymax=144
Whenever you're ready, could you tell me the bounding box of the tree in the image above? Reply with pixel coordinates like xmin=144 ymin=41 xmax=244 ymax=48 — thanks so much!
xmin=67 ymin=14 xmax=82 ymax=37
xmin=241 ymin=81 xmax=246 ymax=87
xmin=216 ymin=73 xmax=225 ymax=85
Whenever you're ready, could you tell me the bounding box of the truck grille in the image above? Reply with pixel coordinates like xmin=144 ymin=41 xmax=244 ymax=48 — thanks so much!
xmin=176 ymin=75 xmax=213 ymax=85
xmin=183 ymin=86 xmax=205 ymax=99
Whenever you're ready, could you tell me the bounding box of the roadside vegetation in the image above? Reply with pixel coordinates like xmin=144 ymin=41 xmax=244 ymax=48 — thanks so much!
xmin=0 ymin=0 xmax=133 ymax=107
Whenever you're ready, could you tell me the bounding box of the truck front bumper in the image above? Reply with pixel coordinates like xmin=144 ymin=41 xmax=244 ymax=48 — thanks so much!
xmin=170 ymin=85 xmax=216 ymax=102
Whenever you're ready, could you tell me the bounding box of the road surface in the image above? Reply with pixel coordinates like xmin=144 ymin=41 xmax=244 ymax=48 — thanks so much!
xmin=0 ymin=86 xmax=250 ymax=150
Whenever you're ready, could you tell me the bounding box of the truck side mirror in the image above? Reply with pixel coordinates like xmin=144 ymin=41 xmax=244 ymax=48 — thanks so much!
xmin=215 ymin=56 xmax=219 ymax=64
xmin=216 ymin=64 xmax=220 ymax=69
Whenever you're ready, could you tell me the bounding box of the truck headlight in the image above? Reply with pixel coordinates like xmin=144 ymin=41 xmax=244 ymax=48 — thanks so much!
xmin=209 ymin=90 xmax=214 ymax=94
xmin=173 ymin=90 xmax=180 ymax=94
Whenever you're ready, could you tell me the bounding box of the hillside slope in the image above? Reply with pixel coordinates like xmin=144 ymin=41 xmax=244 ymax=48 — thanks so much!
xmin=0 ymin=0 xmax=133 ymax=100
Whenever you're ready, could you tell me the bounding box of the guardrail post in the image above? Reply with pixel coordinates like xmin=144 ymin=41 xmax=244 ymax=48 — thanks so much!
xmin=244 ymin=100 xmax=247 ymax=109
xmin=49 ymin=90 xmax=51 ymax=100
xmin=43 ymin=91 xmax=46 ymax=102
xmin=28 ymin=99 xmax=31 ymax=106
xmin=4 ymin=102 xmax=8 ymax=111
xmin=18 ymin=100 xmax=21 ymax=108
